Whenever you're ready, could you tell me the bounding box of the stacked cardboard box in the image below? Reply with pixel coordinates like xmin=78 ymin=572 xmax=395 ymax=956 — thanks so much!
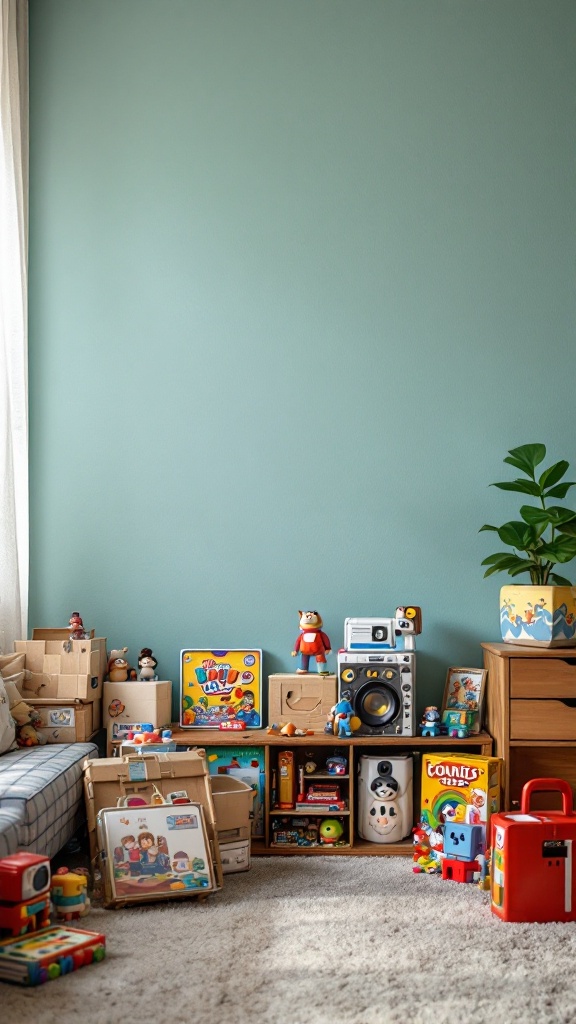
xmin=13 ymin=628 xmax=106 ymax=744
xmin=103 ymin=680 xmax=173 ymax=755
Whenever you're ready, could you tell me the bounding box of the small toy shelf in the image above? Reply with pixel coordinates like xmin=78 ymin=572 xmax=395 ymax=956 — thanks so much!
xmin=163 ymin=727 xmax=493 ymax=857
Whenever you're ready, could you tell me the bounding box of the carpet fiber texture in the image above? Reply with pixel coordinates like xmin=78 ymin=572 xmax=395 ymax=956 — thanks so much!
xmin=3 ymin=856 xmax=576 ymax=1024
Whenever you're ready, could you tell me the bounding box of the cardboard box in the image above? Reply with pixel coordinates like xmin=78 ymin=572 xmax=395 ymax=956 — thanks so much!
xmin=29 ymin=699 xmax=99 ymax=743
xmin=104 ymin=680 xmax=172 ymax=754
xmin=83 ymin=750 xmax=223 ymax=892
xmin=14 ymin=632 xmax=107 ymax=701
xmin=268 ymin=674 xmax=337 ymax=732
xmin=210 ymin=774 xmax=255 ymax=845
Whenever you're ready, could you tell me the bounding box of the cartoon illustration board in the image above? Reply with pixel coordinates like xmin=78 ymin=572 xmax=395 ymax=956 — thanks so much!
xmin=98 ymin=804 xmax=215 ymax=900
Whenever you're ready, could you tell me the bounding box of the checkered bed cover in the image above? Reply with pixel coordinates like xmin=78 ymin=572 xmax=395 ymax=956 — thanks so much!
xmin=0 ymin=807 xmax=22 ymax=859
xmin=0 ymin=743 xmax=98 ymax=858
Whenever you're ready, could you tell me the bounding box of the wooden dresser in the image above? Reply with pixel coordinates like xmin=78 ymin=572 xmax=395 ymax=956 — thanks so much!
xmin=482 ymin=642 xmax=576 ymax=810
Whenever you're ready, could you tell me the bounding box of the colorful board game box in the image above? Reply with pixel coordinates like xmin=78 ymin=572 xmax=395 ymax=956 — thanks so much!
xmin=97 ymin=802 xmax=217 ymax=906
xmin=180 ymin=649 xmax=262 ymax=728
xmin=205 ymin=746 xmax=265 ymax=837
xmin=0 ymin=926 xmax=105 ymax=986
xmin=413 ymin=752 xmax=502 ymax=874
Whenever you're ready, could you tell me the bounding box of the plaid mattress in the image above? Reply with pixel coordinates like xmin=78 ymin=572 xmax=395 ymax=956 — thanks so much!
xmin=0 ymin=743 xmax=98 ymax=858
xmin=0 ymin=807 xmax=22 ymax=859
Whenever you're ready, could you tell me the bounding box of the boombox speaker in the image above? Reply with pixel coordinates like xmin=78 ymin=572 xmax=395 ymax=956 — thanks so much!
xmin=337 ymin=651 xmax=415 ymax=736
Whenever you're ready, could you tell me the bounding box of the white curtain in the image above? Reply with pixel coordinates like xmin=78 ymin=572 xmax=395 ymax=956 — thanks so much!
xmin=0 ymin=0 xmax=28 ymax=651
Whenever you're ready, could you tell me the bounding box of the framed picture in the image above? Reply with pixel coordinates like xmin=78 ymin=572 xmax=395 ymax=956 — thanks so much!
xmin=97 ymin=802 xmax=216 ymax=906
xmin=441 ymin=667 xmax=487 ymax=734
xmin=180 ymin=649 xmax=262 ymax=729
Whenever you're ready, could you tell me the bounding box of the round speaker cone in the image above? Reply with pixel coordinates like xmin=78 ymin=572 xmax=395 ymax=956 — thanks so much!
xmin=355 ymin=683 xmax=400 ymax=728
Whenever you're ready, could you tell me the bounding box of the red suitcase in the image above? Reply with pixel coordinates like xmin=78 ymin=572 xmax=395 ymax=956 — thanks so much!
xmin=490 ymin=777 xmax=576 ymax=923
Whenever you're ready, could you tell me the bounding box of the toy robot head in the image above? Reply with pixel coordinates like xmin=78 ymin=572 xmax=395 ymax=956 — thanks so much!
xmin=0 ymin=853 xmax=51 ymax=902
xmin=443 ymin=823 xmax=484 ymax=861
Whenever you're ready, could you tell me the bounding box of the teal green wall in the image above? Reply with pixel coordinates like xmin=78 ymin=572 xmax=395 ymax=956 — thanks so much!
xmin=28 ymin=1 xmax=576 ymax=719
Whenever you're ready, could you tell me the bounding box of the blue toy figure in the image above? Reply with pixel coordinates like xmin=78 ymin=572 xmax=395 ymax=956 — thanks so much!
xmin=441 ymin=822 xmax=485 ymax=883
xmin=329 ymin=691 xmax=354 ymax=738
xmin=420 ymin=706 xmax=441 ymax=737
xmin=443 ymin=822 xmax=484 ymax=863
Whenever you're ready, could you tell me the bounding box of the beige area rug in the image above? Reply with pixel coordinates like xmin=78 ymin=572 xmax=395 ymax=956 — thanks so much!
xmin=3 ymin=856 xmax=576 ymax=1024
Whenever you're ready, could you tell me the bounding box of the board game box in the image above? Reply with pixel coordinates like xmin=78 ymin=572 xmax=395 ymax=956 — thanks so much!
xmin=180 ymin=649 xmax=262 ymax=728
xmin=0 ymin=926 xmax=105 ymax=986
xmin=413 ymin=752 xmax=502 ymax=874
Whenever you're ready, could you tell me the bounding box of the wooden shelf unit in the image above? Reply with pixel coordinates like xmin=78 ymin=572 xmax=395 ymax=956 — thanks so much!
xmin=482 ymin=641 xmax=576 ymax=811
xmin=164 ymin=727 xmax=493 ymax=857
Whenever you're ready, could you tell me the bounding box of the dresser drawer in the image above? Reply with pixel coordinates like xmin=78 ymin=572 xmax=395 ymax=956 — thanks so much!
xmin=510 ymin=658 xmax=576 ymax=699
xmin=510 ymin=699 xmax=576 ymax=740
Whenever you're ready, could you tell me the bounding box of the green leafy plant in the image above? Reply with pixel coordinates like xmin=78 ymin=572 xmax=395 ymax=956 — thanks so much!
xmin=480 ymin=444 xmax=576 ymax=586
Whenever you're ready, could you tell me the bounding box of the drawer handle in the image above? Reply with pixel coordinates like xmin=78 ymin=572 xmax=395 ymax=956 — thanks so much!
xmin=563 ymin=659 xmax=576 ymax=667
xmin=559 ymin=698 xmax=576 ymax=709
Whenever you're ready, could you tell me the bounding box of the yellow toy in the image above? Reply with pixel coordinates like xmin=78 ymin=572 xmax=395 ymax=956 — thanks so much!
xmin=50 ymin=868 xmax=90 ymax=922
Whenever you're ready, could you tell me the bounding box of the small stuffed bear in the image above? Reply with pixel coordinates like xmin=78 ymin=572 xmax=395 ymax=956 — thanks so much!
xmin=3 ymin=678 xmax=46 ymax=746
xmin=107 ymin=648 xmax=137 ymax=682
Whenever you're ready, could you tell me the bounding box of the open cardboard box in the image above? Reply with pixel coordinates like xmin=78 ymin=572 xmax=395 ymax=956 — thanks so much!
xmin=14 ymin=629 xmax=107 ymax=701
xmin=29 ymin=697 xmax=100 ymax=743
xmin=83 ymin=749 xmax=223 ymax=892
xmin=210 ymin=775 xmax=255 ymax=874
xmin=268 ymin=673 xmax=337 ymax=731
xmin=210 ymin=774 xmax=255 ymax=845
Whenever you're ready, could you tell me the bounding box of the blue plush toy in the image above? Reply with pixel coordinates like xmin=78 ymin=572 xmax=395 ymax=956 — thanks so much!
xmin=329 ymin=692 xmax=354 ymax=737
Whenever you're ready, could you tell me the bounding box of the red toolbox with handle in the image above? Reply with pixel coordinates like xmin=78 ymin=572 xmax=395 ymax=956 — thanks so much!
xmin=490 ymin=777 xmax=576 ymax=922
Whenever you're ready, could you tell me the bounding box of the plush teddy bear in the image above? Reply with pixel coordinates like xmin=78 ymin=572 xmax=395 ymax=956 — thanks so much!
xmin=107 ymin=648 xmax=137 ymax=682
xmin=3 ymin=678 xmax=46 ymax=747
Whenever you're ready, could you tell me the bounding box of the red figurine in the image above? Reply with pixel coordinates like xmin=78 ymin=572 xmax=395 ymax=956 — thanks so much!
xmin=291 ymin=610 xmax=331 ymax=675
xmin=68 ymin=612 xmax=89 ymax=640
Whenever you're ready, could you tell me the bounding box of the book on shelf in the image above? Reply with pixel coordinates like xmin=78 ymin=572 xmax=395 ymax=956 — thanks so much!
xmin=272 ymin=802 xmax=347 ymax=813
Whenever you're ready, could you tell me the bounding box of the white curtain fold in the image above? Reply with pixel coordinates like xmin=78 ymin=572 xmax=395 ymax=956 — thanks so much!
xmin=0 ymin=0 xmax=28 ymax=651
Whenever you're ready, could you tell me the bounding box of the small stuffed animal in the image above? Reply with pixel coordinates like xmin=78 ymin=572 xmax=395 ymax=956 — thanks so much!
xmin=107 ymin=648 xmax=137 ymax=682
xmin=138 ymin=648 xmax=158 ymax=681
xmin=3 ymin=678 xmax=46 ymax=746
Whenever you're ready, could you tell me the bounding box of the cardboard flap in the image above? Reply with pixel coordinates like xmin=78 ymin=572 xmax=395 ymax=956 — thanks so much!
xmin=282 ymin=683 xmax=323 ymax=713
xmin=32 ymin=628 xmax=96 ymax=640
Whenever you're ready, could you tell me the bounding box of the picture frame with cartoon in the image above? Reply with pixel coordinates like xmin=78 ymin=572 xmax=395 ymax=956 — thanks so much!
xmin=441 ymin=667 xmax=487 ymax=734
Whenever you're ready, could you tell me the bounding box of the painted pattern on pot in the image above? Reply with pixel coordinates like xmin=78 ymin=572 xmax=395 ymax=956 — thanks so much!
xmin=500 ymin=585 xmax=576 ymax=647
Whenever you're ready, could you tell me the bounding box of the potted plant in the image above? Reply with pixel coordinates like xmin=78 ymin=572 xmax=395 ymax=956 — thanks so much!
xmin=480 ymin=443 xmax=576 ymax=646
